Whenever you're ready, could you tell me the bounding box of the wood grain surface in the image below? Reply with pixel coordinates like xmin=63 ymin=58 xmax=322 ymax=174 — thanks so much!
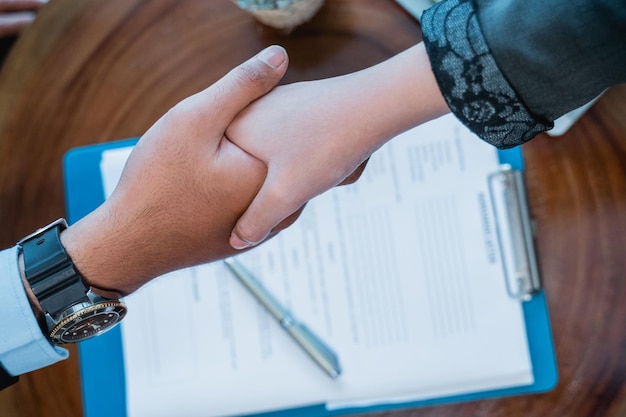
xmin=0 ymin=0 xmax=624 ymax=416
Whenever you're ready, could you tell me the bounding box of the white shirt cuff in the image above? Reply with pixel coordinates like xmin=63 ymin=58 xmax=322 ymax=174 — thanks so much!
xmin=0 ymin=246 xmax=68 ymax=375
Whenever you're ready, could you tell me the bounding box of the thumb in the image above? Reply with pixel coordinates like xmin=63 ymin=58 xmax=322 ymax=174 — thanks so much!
xmin=180 ymin=45 xmax=289 ymax=130
xmin=230 ymin=178 xmax=305 ymax=250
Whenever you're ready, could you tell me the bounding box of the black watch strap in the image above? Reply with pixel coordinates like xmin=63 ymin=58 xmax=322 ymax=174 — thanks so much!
xmin=20 ymin=220 xmax=90 ymax=318
xmin=0 ymin=362 xmax=19 ymax=390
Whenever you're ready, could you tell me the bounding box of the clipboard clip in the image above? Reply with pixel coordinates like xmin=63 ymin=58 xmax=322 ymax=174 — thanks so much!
xmin=488 ymin=165 xmax=541 ymax=301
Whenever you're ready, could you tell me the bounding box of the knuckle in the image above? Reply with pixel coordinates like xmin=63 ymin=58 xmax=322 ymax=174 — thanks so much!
xmin=238 ymin=180 xmax=300 ymax=243
xmin=265 ymin=180 xmax=298 ymax=211
xmin=164 ymin=93 xmax=221 ymax=133
xmin=230 ymin=64 xmax=268 ymax=91
xmin=236 ymin=219 xmax=266 ymax=244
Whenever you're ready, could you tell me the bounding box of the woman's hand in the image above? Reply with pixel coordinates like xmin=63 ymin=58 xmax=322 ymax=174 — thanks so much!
xmin=226 ymin=43 xmax=449 ymax=250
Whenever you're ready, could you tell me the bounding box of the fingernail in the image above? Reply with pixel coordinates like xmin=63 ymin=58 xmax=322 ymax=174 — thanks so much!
xmin=230 ymin=233 xmax=256 ymax=250
xmin=257 ymin=45 xmax=287 ymax=69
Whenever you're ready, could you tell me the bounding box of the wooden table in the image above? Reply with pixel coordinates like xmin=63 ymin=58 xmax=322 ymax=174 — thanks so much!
xmin=0 ymin=0 xmax=624 ymax=416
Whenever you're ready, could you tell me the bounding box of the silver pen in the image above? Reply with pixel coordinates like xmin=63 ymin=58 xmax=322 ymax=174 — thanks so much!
xmin=223 ymin=257 xmax=342 ymax=379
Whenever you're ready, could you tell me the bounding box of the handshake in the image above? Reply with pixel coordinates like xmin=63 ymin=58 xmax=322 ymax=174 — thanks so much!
xmin=63 ymin=42 xmax=445 ymax=296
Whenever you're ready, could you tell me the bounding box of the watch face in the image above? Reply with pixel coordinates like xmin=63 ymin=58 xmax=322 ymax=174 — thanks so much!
xmin=50 ymin=301 xmax=128 ymax=344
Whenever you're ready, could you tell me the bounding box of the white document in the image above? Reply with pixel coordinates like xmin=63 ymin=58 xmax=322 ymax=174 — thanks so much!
xmin=100 ymin=114 xmax=532 ymax=417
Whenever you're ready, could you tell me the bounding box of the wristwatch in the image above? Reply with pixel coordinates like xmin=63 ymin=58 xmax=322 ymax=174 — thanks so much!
xmin=17 ymin=218 xmax=127 ymax=344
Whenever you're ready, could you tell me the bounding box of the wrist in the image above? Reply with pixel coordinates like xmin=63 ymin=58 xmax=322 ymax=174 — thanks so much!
xmin=345 ymin=43 xmax=449 ymax=150
xmin=59 ymin=198 xmax=189 ymax=296
xmin=60 ymin=204 xmax=136 ymax=296
xmin=17 ymin=218 xmax=128 ymax=344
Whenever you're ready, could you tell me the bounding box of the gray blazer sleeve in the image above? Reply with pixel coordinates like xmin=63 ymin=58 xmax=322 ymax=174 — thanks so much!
xmin=421 ymin=0 xmax=626 ymax=148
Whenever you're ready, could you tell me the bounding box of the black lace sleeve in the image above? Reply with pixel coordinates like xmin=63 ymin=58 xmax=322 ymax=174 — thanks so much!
xmin=420 ymin=0 xmax=552 ymax=149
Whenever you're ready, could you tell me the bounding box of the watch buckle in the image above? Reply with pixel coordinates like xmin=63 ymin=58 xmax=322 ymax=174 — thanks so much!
xmin=17 ymin=218 xmax=68 ymax=246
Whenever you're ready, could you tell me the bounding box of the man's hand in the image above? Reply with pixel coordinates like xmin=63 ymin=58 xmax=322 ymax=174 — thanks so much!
xmin=0 ymin=0 xmax=46 ymax=38
xmin=61 ymin=45 xmax=292 ymax=295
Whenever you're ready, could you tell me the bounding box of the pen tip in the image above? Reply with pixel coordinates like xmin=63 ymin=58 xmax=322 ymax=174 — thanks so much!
xmin=328 ymin=368 xmax=342 ymax=380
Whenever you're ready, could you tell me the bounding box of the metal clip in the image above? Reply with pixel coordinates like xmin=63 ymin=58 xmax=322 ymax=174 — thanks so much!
xmin=488 ymin=165 xmax=541 ymax=301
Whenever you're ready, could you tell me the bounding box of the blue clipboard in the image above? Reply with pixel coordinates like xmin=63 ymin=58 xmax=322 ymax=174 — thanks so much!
xmin=63 ymin=139 xmax=557 ymax=417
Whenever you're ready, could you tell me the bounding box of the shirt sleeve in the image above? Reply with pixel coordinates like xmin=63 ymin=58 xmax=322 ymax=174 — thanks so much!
xmin=0 ymin=246 xmax=68 ymax=376
xmin=420 ymin=0 xmax=626 ymax=148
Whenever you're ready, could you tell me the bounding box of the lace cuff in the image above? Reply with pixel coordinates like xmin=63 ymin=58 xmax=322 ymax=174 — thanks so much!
xmin=421 ymin=0 xmax=552 ymax=149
